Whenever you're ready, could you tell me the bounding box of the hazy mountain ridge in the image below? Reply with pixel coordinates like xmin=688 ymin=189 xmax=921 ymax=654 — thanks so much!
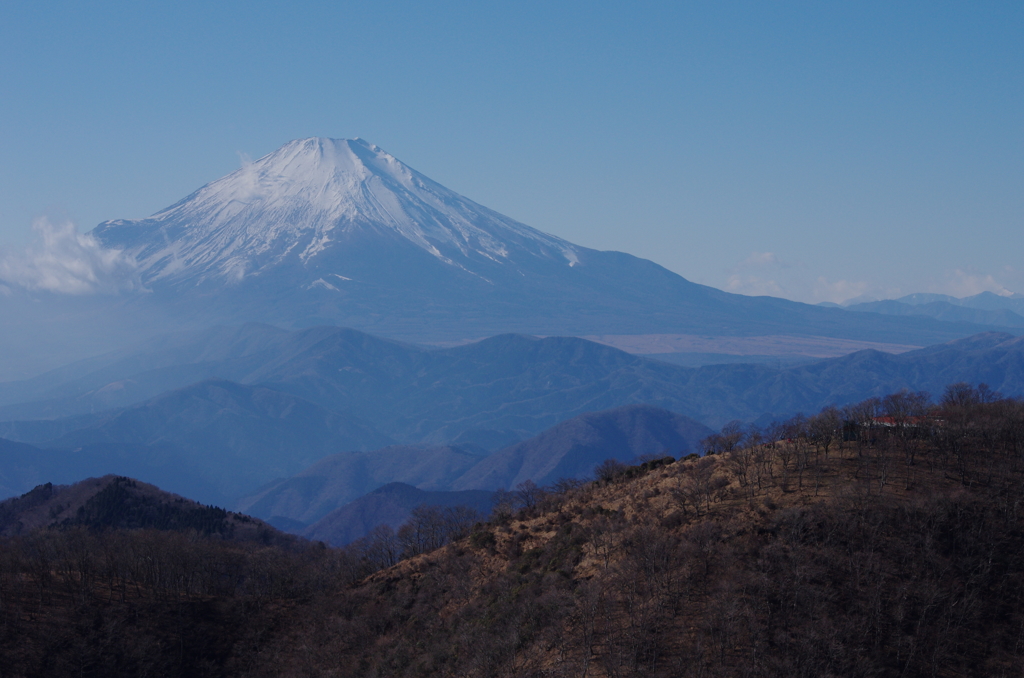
xmin=2 ymin=328 xmax=1024 ymax=507
xmin=301 ymin=482 xmax=495 ymax=546
xmin=10 ymin=324 xmax=1021 ymax=442
xmin=0 ymin=323 xmax=305 ymax=415
xmin=234 ymin=405 xmax=709 ymax=536
xmin=450 ymin=404 xmax=711 ymax=491
xmin=235 ymin=444 xmax=485 ymax=525
xmin=896 ymin=290 xmax=1024 ymax=314
xmin=848 ymin=298 xmax=1024 ymax=328
xmin=0 ymin=379 xmax=391 ymax=505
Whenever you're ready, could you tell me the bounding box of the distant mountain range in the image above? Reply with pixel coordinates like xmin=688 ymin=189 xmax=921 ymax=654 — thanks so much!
xmin=1 ymin=325 xmax=1022 ymax=509
xmin=896 ymin=291 xmax=1024 ymax=314
xmin=8 ymin=323 xmax=1024 ymax=431
xmin=846 ymin=291 xmax=1024 ymax=328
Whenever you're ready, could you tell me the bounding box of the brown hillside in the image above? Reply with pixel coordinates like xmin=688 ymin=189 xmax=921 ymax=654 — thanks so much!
xmin=253 ymin=392 xmax=1024 ymax=677
xmin=2 ymin=389 xmax=1023 ymax=677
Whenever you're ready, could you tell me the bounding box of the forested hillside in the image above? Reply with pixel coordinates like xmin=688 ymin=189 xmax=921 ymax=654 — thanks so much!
xmin=2 ymin=384 xmax=1023 ymax=676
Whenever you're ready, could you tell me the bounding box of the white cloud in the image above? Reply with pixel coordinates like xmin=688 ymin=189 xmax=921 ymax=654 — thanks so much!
xmin=724 ymin=274 xmax=787 ymax=297
xmin=0 ymin=218 xmax=142 ymax=295
xmin=723 ymin=251 xmax=891 ymax=304
xmin=740 ymin=251 xmax=786 ymax=267
xmin=810 ymin=277 xmax=870 ymax=305
xmin=722 ymin=249 xmax=1023 ymax=305
xmin=934 ymin=268 xmax=1014 ymax=298
xmin=724 ymin=252 xmax=792 ymax=296
xmin=1001 ymin=265 xmax=1024 ymax=296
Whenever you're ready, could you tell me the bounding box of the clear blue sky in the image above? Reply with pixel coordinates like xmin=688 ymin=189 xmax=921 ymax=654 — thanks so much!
xmin=1 ymin=1 xmax=1021 ymax=303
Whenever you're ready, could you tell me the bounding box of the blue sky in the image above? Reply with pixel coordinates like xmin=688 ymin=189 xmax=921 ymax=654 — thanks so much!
xmin=1 ymin=1 xmax=1021 ymax=303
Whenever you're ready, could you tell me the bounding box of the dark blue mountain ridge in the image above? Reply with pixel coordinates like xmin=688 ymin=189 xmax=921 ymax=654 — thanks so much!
xmin=2 ymin=329 xmax=1021 ymax=508
xmin=0 ymin=379 xmax=392 ymax=504
xmin=449 ymin=404 xmax=712 ymax=491
xmin=235 ymin=444 xmax=485 ymax=526
xmin=2 ymin=327 xmax=1022 ymax=447
xmin=237 ymin=404 xmax=711 ymax=531
xmin=300 ymin=482 xmax=496 ymax=547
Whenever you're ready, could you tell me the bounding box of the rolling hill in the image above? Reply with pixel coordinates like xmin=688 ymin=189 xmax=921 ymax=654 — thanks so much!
xmin=450 ymin=404 xmax=711 ymax=491
xmin=301 ymin=482 xmax=495 ymax=546
xmin=235 ymin=444 xmax=485 ymax=526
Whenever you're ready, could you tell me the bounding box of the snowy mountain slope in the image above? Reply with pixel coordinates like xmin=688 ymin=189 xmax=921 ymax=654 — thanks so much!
xmin=93 ymin=138 xmax=578 ymax=288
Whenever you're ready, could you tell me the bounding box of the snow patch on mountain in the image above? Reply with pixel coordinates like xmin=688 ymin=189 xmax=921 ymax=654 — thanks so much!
xmin=308 ymin=278 xmax=339 ymax=292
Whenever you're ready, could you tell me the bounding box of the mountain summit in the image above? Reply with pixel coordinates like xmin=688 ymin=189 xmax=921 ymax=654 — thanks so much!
xmin=94 ymin=138 xmax=578 ymax=288
xmin=88 ymin=138 xmax=1010 ymax=345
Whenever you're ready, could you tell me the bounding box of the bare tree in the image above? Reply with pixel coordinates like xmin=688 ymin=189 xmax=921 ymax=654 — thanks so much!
xmin=719 ymin=421 xmax=745 ymax=453
xmin=551 ymin=477 xmax=585 ymax=494
xmin=809 ymin=406 xmax=841 ymax=459
xmin=362 ymin=524 xmax=401 ymax=570
xmin=595 ymin=459 xmax=627 ymax=483
xmin=515 ymin=480 xmax=546 ymax=511
xmin=491 ymin=488 xmax=516 ymax=522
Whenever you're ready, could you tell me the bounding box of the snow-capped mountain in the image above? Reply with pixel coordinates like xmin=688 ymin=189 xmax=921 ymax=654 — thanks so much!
xmin=87 ymin=138 xmax=1009 ymax=345
xmin=93 ymin=138 xmax=578 ymax=288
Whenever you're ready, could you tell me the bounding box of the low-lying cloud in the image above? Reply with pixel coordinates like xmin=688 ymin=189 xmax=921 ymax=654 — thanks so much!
xmin=724 ymin=251 xmax=793 ymax=298
xmin=937 ymin=269 xmax=1014 ymax=298
xmin=0 ymin=218 xmax=142 ymax=294
xmin=724 ymin=273 xmax=786 ymax=298
xmin=811 ymin=277 xmax=871 ymax=305
xmin=724 ymin=251 xmax=897 ymax=305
